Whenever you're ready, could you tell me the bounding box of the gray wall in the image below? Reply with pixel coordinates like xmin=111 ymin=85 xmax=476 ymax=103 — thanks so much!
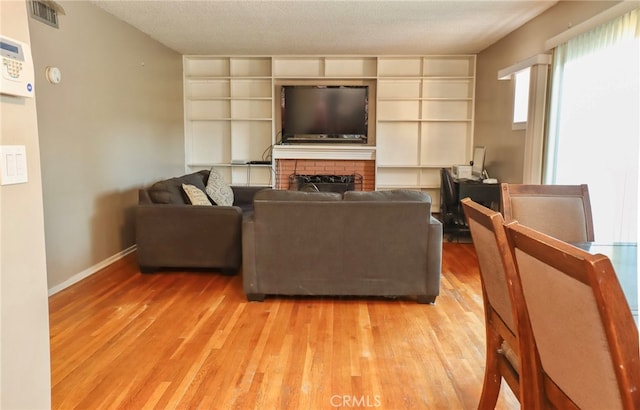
xmin=29 ymin=1 xmax=185 ymax=291
xmin=0 ymin=1 xmax=51 ymax=408
xmin=474 ymin=1 xmax=620 ymax=183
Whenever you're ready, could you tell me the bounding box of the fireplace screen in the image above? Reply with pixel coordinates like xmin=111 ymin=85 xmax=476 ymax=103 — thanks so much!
xmin=289 ymin=174 xmax=363 ymax=193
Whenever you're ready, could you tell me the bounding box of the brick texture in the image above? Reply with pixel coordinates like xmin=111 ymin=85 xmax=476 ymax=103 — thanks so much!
xmin=276 ymin=159 xmax=375 ymax=191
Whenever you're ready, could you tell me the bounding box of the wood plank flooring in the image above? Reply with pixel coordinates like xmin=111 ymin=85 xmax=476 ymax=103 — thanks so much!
xmin=49 ymin=243 xmax=519 ymax=409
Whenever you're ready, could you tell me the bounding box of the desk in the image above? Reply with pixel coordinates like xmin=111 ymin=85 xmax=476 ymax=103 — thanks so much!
xmin=440 ymin=168 xmax=501 ymax=239
xmin=455 ymin=178 xmax=501 ymax=209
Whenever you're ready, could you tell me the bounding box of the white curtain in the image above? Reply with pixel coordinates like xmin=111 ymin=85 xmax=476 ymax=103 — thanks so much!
xmin=545 ymin=9 xmax=639 ymax=243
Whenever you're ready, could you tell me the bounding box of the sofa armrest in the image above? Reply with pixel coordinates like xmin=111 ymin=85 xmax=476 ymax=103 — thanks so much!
xmin=425 ymin=215 xmax=443 ymax=301
xmin=136 ymin=204 xmax=243 ymax=269
xmin=232 ymin=186 xmax=267 ymax=207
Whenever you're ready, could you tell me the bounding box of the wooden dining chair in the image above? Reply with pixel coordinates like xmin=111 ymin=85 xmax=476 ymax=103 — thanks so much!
xmin=461 ymin=198 xmax=542 ymax=408
xmin=504 ymin=221 xmax=640 ymax=410
xmin=500 ymin=183 xmax=595 ymax=243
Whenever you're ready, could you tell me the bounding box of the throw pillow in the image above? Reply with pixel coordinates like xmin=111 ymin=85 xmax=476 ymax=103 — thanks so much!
xmin=182 ymin=184 xmax=212 ymax=206
xmin=206 ymin=168 xmax=234 ymax=206
xmin=148 ymin=172 xmax=209 ymax=204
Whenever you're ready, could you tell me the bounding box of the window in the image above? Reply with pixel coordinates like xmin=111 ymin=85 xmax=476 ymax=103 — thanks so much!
xmin=512 ymin=67 xmax=530 ymax=128
xmin=545 ymin=9 xmax=639 ymax=243
xmin=498 ymin=55 xmax=552 ymax=182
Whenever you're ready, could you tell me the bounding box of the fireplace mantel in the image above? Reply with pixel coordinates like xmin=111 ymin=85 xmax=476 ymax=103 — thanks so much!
xmin=272 ymin=145 xmax=376 ymax=161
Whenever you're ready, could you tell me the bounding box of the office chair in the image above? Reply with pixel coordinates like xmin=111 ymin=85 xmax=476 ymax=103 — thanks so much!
xmin=440 ymin=168 xmax=466 ymax=237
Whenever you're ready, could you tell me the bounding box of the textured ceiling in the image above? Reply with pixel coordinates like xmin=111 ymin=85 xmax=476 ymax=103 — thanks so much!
xmin=90 ymin=0 xmax=558 ymax=55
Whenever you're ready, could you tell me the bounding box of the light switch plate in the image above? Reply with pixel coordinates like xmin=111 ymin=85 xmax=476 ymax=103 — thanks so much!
xmin=0 ymin=145 xmax=28 ymax=185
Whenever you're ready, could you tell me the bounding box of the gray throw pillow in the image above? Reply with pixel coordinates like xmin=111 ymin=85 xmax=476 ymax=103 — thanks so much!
xmin=206 ymin=168 xmax=234 ymax=206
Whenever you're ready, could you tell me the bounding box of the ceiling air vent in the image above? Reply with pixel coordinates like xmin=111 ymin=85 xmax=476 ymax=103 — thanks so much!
xmin=29 ymin=0 xmax=65 ymax=29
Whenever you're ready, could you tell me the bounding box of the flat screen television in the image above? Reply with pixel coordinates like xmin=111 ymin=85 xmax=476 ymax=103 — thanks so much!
xmin=281 ymin=85 xmax=368 ymax=144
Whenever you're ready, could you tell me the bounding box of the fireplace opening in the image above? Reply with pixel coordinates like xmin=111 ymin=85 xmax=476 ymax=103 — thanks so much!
xmin=289 ymin=173 xmax=363 ymax=193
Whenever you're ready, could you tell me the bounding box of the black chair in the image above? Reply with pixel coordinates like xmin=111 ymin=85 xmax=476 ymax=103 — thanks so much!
xmin=440 ymin=168 xmax=467 ymax=239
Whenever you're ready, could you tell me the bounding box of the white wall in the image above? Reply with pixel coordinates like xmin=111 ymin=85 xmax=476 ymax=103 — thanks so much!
xmin=28 ymin=1 xmax=184 ymax=291
xmin=0 ymin=1 xmax=51 ymax=408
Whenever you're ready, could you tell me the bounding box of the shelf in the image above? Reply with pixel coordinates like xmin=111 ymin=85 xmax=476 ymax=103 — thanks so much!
xmin=229 ymin=57 xmax=272 ymax=77
xmin=377 ymin=184 xmax=440 ymax=189
xmin=184 ymin=55 xmax=475 ymax=191
xmin=188 ymin=97 xmax=271 ymax=103
xmin=377 ymin=118 xmax=472 ymax=122
xmin=188 ymin=163 xmax=272 ymax=167
xmin=273 ymin=56 xmax=377 ymax=78
xmin=423 ymin=57 xmax=475 ymax=77
xmin=228 ymin=97 xmax=273 ymax=101
xmin=377 ymin=57 xmax=422 ymax=77
xmin=272 ymin=145 xmax=376 ymax=161
xmin=377 ymin=164 xmax=451 ymax=169
xmin=184 ymin=57 xmax=230 ymax=77
xmin=324 ymin=57 xmax=377 ymax=77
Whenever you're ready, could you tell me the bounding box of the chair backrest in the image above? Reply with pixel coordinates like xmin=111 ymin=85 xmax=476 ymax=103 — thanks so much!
xmin=461 ymin=198 xmax=517 ymax=333
xmin=500 ymin=183 xmax=594 ymax=243
xmin=504 ymin=221 xmax=640 ymax=410
xmin=461 ymin=198 xmax=543 ymax=407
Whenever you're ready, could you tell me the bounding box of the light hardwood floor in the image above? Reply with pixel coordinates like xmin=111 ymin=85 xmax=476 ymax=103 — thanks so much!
xmin=49 ymin=243 xmax=519 ymax=409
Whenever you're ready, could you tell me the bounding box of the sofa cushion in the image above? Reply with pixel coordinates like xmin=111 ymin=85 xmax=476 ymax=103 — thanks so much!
xmin=254 ymin=189 xmax=342 ymax=202
xmin=206 ymin=168 xmax=234 ymax=206
xmin=343 ymin=190 xmax=432 ymax=202
xmin=182 ymin=184 xmax=212 ymax=206
xmin=147 ymin=172 xmax=209 ymax=204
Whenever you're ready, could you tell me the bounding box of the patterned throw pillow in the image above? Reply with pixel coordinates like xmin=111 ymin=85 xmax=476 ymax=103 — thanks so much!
xmin=182 ymin=184 xmax=212 ymax=206
xmin=206 ymin=168 xmax=234 ymax=206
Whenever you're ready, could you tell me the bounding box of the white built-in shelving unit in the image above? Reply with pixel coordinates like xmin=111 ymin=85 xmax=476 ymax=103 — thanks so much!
xmin=184 ymin=56 xmax=274 ymax=186
xmin=183 ymin=55 xmax=476 ymax=197
xmin=375 ymin=56 xmax=475 ymax=202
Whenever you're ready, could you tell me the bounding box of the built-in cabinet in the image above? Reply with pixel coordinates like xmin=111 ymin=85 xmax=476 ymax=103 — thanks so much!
xmin=183 ymin=55 xmax=476 ymax=196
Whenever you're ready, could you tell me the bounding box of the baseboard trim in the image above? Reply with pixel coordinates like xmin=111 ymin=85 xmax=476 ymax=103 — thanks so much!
xmin=48 ymin=245 xmax=137 ymax=296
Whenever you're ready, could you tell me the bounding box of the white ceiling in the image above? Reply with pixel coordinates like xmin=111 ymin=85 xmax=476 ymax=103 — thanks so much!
xmin=89 ymin=0 xmax=558 ymax=56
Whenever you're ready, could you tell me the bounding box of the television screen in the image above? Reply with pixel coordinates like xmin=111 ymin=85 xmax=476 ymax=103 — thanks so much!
xmin=281 ymin=85 xmax=368 ymax=143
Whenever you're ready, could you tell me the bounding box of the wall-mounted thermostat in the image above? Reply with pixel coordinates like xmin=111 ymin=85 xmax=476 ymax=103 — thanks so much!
xmin=45 ymin=66 xmax=61 ymax=84
xmin=0 ymin=35 xmax=35 ymax=98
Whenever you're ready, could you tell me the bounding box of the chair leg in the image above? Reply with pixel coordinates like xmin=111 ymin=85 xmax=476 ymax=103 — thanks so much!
xmin=478 ymin=328 xmax=503 ymax=410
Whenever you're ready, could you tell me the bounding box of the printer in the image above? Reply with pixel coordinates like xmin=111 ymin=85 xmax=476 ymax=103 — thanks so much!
xmin=451 ymin=165 xmax=472 ymax=179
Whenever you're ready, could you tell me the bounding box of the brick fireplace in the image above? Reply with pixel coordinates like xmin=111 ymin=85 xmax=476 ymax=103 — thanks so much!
xmin=272 ymin=145 xmax=376 ymax=191
xmin=275 ymin=159 xmax=375 ymax=191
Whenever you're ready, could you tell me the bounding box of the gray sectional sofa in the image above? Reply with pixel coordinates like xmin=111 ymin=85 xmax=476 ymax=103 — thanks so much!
xmin=136 ymin=170 xmax=264 ymax=274
xmin=242 ymin=189 xmax=443 ymax=303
